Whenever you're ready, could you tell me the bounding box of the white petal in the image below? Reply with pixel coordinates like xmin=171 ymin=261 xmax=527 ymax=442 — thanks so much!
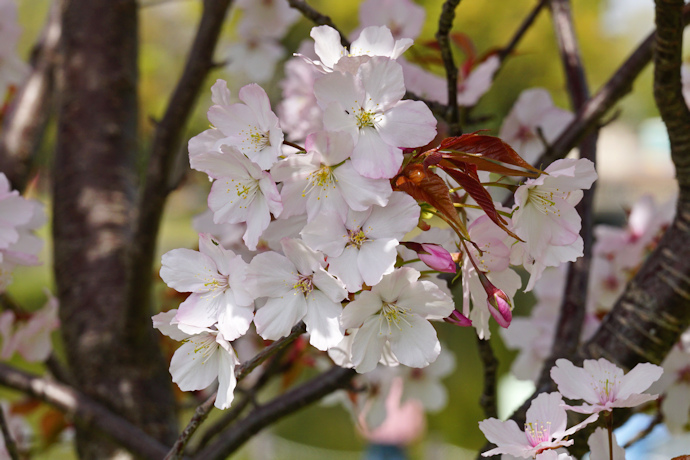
xmin=301 ymin=212 xmax=348 ymax=257
xmin=616 ymin=362 xmax=663 ymax=400
xmin=254 ymin=295 xmax=308 ymax=340
xmin=377 ymin=100 xmax=437 ymax=148
xmin=357 ymin=238 xmax=398 ymax=286
xmin=214 ymin=342 xmax=240 ymax=410
xmin=359 ymin=57 xmax=405 ymax=109
xmin=341 ymin=290 xmax=382 ymax=329
xmin=160 ymin=248 xmax=222 ymax=293
xmin=312 ymin=267 xmax=347 ymax=302
xmin=334 ymin=161 xmax=392 ymax=210
xmin=327 ymin=245 xmax=364 ymax=292
xmin=169 ymin=338 xmax=218 ymax=391
xmin=311 ymin=25 xmax=347 ymax=69
xmin=247 ymin=251 xmax=296 ymax=298
xmin=363 ymin=192 xmax=420 ymax=240
xmin=352 ymin=127 xmax=402 ymax=179
xmin=389 ymin=315 xmax=440 ymax=368
xmin=304 ymin=291 xmax=344 ymax=351
xmin=351 ymin=316 xmax=387 ymax=373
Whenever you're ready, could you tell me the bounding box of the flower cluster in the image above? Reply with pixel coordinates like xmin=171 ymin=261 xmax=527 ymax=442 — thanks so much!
xmin=154 ymin=18 xmax=600 ymax=415
xmin=0 ymin=0 xmax=28 ymax=101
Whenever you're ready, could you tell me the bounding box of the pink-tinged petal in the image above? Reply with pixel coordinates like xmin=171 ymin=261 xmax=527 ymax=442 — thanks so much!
xmin=305 ymin=177 xmax=348 ymax=222
xmin=334 ymin=161 xmax=392 ymax=210
xmin=377 ymin=100 xmax=437 ymax=148
xmin=254 ymin=295 xmax=308 ymax=340
xmin=397 ymin=280 xmax=454 ymax=319
xmin=526 ymin=392 xmax=567 ymax=436
xmin=258 ymin=173 xmax=283 ymax=217
xmin=327 ymin=245 xmax=364 ymax=292
xmin=478 ymin=418 xmax=529 ymax=456
xmin=352 ymin=127 xmax=403 ymax=179
xmin=216 ymin=298 xmax=254 ymax=342
xmin=301 ymin=212 xmax=348 ymax=257
xmin=243 ymin=192 xmax=271 ymax=250
xmin=350 ymin=26 xmax=396 ymax=59
xmin=304 ymin=290 xmax=344 ymax=350
xmin=543 ymin=158 xmax=597 ymax=190
xmin=160 ymin=248 xmax=222 ymax=293
xmin=270 ymin=152 xmax=320 ymax=183
xmin=175 ymin=292 xmax=221 ymax=328
xmin=364 ymin=192 xmax=420 ymax=240
xmin=277 ymin=180 xmax=308 ymax=219
xmin=169 ymin=338 xmax=219 ymax=391
xmin=358 ymin=238 xmax=398 ymax=287
xmin=551 ymin=359 xmax=601 ymax=405
xmin=359 ymin=57 xmax=405 ymax=110
xmin=341 ymin=290 xmax=383 ymax=329
xmin=322 ymin=102 xmax=360 ymax=139
xmin=587 ymin=427 xmax=624 ymax=460
xmin=207 ymin=178 xmax=252 ymax=224
xmin=560 ymin=412 xmax=599 ymax=438
xmin=374 ymin=267 xmax=420 ymax=304
xmin=456 ymin=56 xmax=499 ymax=106
xmin=314 ymin=71 xmax=363 ymax=111
xmin=390 ymin=37 xmax=414 ymax=59
xmin=152 ymin=310 xmax=190 ymax=341
xmin=188 ymin=128 xmax=225 ymax=161
xmin=616 ymin=362 xmax=663 ymax=400
xmin=208 ymin=103 xmax=256 ymax=137
xmin=210 ymin=79 xmax=232 ymax=106
xmin=190 ymin=147 xmax=255 ymax=180
xmin=389 ymin=315 xmax=440 ymax=368
xmin=214 ymin=347 xmax=239 ymax=409
xmin=238 ymin=83 xmax=273 ymax=129
xmin=306 ymin=130 xmax=353 ymax=166
xmin=311 ymin=25 xmax=347 ymax=69
xmin=198 ymin=233 xmax=235 ymax=276
xmin=351 ymin=316 xmax=387 ymax=373
xmin=562 ymin=403 xmax=598 ymax=414
xmin=281 ymin=237 xmax=323 ymax=274
xmin=312 ymin=267 xmax=347 ymax=303
xmin=610 ymin=393 xmax=659 ymax=409
xmin=246 ymin=251 xmax=296 ymax=297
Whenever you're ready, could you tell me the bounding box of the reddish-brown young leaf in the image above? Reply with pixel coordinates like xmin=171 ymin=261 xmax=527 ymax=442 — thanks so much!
xmin=39 ymin=408 xmax=69 ymax=446
xmin=437 ymin=133 xmax=542 ymax=175
xmin=393 ymin=164 xmax=470 ymax=239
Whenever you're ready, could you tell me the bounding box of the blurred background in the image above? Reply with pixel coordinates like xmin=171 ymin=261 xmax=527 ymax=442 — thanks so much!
xmin=5 ymin=0 xmax=681 ymax=458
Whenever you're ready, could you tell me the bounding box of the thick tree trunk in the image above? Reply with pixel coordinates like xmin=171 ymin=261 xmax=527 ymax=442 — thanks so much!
xmin=53 ymin=1 xmax=176 ymax=458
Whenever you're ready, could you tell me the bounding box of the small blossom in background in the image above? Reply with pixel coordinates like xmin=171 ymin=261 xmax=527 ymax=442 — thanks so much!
xmin=0 ymin=0 xmax=29 ymax=99
xmin=550 ymin=358 xmax=663 ymax=414
xmin=588 ymin=427 xmax=626 ymax=460
xmin=0 ymin=290 xmax=58 ymax=363
xmin=479 ymin=392 xmax=598 ymax=458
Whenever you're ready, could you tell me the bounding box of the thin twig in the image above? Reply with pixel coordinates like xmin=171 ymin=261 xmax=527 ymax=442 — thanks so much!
xmin=287 ymin=0 xmax=350 ymax=47
xmin=164 ymin=322 xmax=307 ymax=459
xmin=194 ymin=365 xmax=357 ymax=460
xmin=0 ymin=363 xmax=170 ymax=459
xmin=476 ymin=336 xmax=498 ymax=419
xmin=497 ymin=0 xmax=548 ymax=63
xmin=0 ymin=405 xmax=20 ymax=460
xmin=436 ymin=0 xmax=463 ymax=135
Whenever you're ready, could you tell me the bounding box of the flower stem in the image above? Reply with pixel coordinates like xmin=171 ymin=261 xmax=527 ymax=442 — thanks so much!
xmin=283 ymin=140 xmax=306 ymax=152
xmin=607 ymin=411 xmax=614 ymax=460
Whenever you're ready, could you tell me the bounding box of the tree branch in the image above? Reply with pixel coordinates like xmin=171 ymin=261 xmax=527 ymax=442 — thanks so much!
xmin=287 ymin=0 xmax=350 ymax=47
xmin=128 ymin=0 xmax=234 ymax=340
xmin=194 ymin=365 xmax=357 ymax=460
xmin=164 ymin=322 xmax=307 ymax=459
xmin=0 ymin=363 xmax=170 ymax=460
xmin=0 ymin=403 xmax=20 ymax=460
xmin=497 ymin=0 xmax=548 ymax=63
xmin=0 ymin=1 xmax=60 ymax=191
xmin=476 ymin=336 xmax=498 ymax=419
xmin=436 ymin=0 xmax=463 ymax=135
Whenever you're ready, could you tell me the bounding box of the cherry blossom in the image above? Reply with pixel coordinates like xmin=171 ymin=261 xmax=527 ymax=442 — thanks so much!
xmin=160 ymin=233 xmax=254 ymax=341
xmin=271 ymin=130 xmax=391 ymax=222
xmin=314 ymin=56 xmax=437 ymax=179
xmin=0 ymin=173 xmax=35 ymax=253
xmin=206 ymin=81 xmax=284 ymax=169
xmin=479 ymin=392 xmax=598 ymax=458
xmin=399 ymin=346 xmax=455 ymax=413
xmin=499 ymin=88 xmax=574 ymax=165
xmin=152 ymin=309 xmax=239 ymax=410
xmin=190 ymin=146 xmax=282 ymax=250
xmin=650 ymin=329 xmax=690 ymax=433
xmin=0 ymin=290 xmax=59 ymax=362
xmin=512 ymin=158 xmax=597 ymax=291
xmin=307 ymin=25 xmax=412 ymax=73
xmin=340 ymin=267 xmax=454 ymax=373
xmin=355 ymin=0 xmax=425 ymax=41
xmin=587 ymin=427 xmax=625 ymax=460
xmin=247 ymin=238 xmax=347 ymax=350
xmin=300 ymin=191 xmax=419 ymax=292
xmin=0 ymin=0 xmax=28 ymax=98
xmin=550 ymin=358 xmax=664 ymax=414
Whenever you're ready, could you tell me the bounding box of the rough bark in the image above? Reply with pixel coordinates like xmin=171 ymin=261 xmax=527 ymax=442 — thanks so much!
xmin=53 ymin=1 xmax=176 ymax=458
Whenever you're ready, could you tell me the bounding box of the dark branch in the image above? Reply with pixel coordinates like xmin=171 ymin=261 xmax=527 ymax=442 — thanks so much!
xmin=164 ymin=322 xmax=307 ymax=459
xmin=0 ymin=404 xmax=20 ymax=460
xmin=476 ymin=336 xmax=498 ymax=419
xmin=497 ymin=0 xmax=548 ymax=63
xmin=287 ymin=0 xmax=350 ymax=47
xmin=128 ymin=0 xmax=234 ymax=337
xmin=436 ymin=0 xmax=463 ymax=135
xmin=194 ymin=365 xmax=357 ymax=460
xmin=0 ymin=363 xmax=170 ymax=459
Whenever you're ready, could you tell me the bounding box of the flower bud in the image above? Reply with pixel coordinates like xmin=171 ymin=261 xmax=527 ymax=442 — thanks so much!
xmin=400 ymin=242 xmax=457 ymax=273
xmin=444 ymin=309 xmax=472 ymax=327
xmin=476 ymin=269 xmax=512 ymax=328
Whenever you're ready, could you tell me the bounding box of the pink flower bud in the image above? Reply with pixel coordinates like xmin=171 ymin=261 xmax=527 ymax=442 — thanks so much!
xmin=400 ymin=242 xmax=457 ymax=273
xmin=476 ymin=269 xmax=512 ymax=328
xmin=444 ymin=309 xmax=472 ymax=327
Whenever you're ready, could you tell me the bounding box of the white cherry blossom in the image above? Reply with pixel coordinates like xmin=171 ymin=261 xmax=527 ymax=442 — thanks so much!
xmin=160 ymin=233 xmax=254 ymax=341
xmin=314 ymin=56 xmax=437 ymax=179
xmin=340 ymin=267 xmax=454 ymax=373
xmin=550 ymin=358 xmax=663 ymax=414
xmin=301 ymin=191 xmax=419 ymax=292
xmin=152 ymin=309 xmax=239 ymax=410
xmin=355 ymin=0 xmax=425 ymax=41
xmin=191 ymin=146 xmax=282 ymax=250
xmin=271 ymin=130 xmax=391 ymax=221
xmin=479 ymin=392 xmax=598 ymax=458
xmin=246 ymin=238 xmax=347 ymax=350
